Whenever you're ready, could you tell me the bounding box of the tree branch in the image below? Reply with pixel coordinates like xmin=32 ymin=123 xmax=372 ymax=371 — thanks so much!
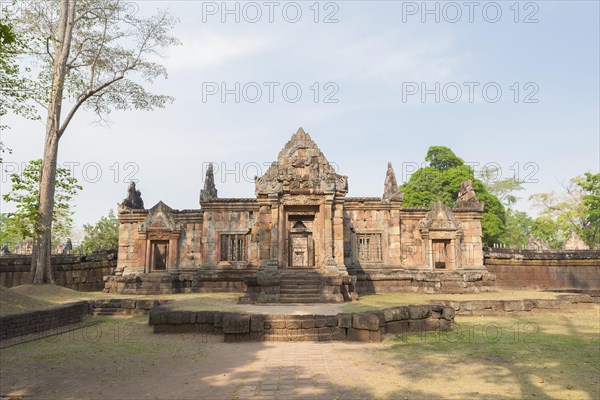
xmin=58 ymin=74 xmax=124 ymax=137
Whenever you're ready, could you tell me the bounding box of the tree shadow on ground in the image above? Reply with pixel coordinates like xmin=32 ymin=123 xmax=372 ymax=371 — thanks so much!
xmin=1 ymin=308 xmax=598 ymax=400
xmin=377 ymin=309 xmax=600 ymax=400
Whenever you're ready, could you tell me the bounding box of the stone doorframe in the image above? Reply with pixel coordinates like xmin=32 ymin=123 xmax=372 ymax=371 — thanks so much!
xmin=420 ymin=201 xmax=464 ymax=272
xmin=139 ymin=231 xmax=180 ymax=272
xmin=138 ymin=201 xmax=181 ymax=273
xmin=288 ymin=221 xmax=315 ymax=268
xmin=283 ymin=206 xmax=318 ymax=269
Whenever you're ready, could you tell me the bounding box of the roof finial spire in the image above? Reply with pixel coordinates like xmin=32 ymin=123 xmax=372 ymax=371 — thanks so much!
xmin=200 ymin=163 xmax=218 ymax=203
xmin=120 ymin=181 xmax=144 ymax=209
xmin=382 ymin=162 xmax=403 ymax=202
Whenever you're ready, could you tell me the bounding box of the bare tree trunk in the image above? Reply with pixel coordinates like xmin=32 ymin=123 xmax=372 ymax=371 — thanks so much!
xmin=32 ymin=132 xmax=60 ymax=284
xmin=30 ymin=0 xmax=76 ymax=284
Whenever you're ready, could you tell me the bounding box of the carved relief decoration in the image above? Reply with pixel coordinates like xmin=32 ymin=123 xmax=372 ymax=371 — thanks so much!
xmin=256 ymin=128 xmax=348 ymax=196
xmin=420 ymin=201 xmax=462 ymax=232
xmin=139 ymin=201 xmax=181 ymax=235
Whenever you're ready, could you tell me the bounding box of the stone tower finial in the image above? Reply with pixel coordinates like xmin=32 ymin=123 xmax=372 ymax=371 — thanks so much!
xmin=200 ymin=163 xmax=218 ymax=202
xmin=456 ymin=179 xmax=483 ymax=209
xmin=382 ymin=162 xmax=403 ymax=202
xmin=120 ymin=181 xmax=144 ymax=209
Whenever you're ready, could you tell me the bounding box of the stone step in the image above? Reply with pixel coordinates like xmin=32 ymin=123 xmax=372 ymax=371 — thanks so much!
xmin=279 ymin=296 xmax=321 ymax=303
xmin=280 ymin=276 xmax=322 ymax=283
xmin=92 ymin=307 xmax=123 ymax=316
xmin=280 ymin=272 xmax=322 ymax=277
xmin=280 ymin=289 xmax=321 ymax=295
xmin=280 ymin=284 xmax=321 ymax=289
xmin=280 ymin=278 xmax=322 ymax=284
xmin=281 ymin=285 xmax=321 ymax=289
xmin=264 ymin=335 xmax=336 ymax=342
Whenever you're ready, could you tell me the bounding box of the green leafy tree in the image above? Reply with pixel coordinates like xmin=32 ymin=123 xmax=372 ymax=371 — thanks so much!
xmin=0 ymin=20 xmax=39 ymax=131
xmin=500 ymin=208 xmax=534 ymax=247
xmin=529 ymin=176 xmax=593 ymax=248
xmin=9 ymin=0 xmax=180 ymax=283
xmin=0 ymin=213 xmax=24 ymax=251
xmin=74 ymin=209 xmax=119 ymax=253
xmin=2 ymin=159 xmax=82 ymax=249
xmin=530 ymin=216 xmax=563 ymax=249
xmin=479 ymin=165 xmax=525 ymax=207
xmin=402 ymin=146 xmax=506 ymax=244
xmin=425 ymin=146 xmax=464 ymax=170
xmin=578 ymin=172 xmax=600 ymax=247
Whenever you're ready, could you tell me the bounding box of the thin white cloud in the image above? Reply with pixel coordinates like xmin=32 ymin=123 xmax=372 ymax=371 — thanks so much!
xmin=164 ymin=31 xmax=273 ymax=70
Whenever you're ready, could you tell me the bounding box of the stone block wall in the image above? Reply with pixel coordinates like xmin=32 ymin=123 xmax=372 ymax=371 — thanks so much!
xmin=344 ymin=199 xmax=404 ymax=268
xmin=431 ymin=294 xmax=599 ymax=316
xmin=103 ymin=270 xmax=253 ymax=294
xmin=148 ymin=304 xmax=455 ymax=342
xmin=485 ymin=249 xmax=600 ymax=290
xmin=355 ymin=270 xmax=496 ymax=294
xmin=0 ymin=301 xmax=90 ymax=341
xmin=0 ymin=252 xmax=117 ymax=290
xmin=91 ymin=298 xmax=172 ymax=316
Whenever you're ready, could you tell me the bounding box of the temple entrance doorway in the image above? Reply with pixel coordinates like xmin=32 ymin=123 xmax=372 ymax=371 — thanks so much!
xmin=151 ymin=241 xmax=169 ymax=271
xmin=288 ymin=219 xmax=315 ymax=268
xmin=432 ymin=239 xmax=452 ymax=270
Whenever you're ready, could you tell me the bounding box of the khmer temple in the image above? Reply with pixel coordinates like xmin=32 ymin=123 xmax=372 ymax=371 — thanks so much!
xmin=104 ymin=128 xmax=496 ymax=300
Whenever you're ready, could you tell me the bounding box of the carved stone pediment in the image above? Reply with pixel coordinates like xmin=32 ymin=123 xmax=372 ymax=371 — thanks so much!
xmin=139 ymin=201 xmax=180 ymax=233
xmin=420 ymin=201 xmax=461 ymax=232
xmin=255 ymin=128 xmax=348 ymax=196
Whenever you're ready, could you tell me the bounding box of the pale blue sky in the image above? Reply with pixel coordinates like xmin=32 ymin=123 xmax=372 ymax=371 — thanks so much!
xmin=1 ymin=0 xmax=598 ymax=228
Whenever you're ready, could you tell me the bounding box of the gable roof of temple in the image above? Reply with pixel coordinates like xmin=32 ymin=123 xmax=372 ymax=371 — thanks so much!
xmin=255 ymin=127 xmax=348 ymax=196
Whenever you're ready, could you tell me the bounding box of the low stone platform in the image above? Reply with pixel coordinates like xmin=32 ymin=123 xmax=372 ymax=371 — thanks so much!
xmin=432 ymin=294 xmax=600 ymax=316
xmin=354 ymin=269 xmax=496 ymax=294
xmin=103 ymin=270 xmax=253 ymax=295
xmin=148 ymin=304 xmax=455 ymax=342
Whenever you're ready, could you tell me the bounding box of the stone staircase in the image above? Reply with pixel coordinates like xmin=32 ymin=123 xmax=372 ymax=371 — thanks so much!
xmin=279 ymin=270 xmax=323 ymax=303
xmin=92 ymin=306 xmax=123 ymax=316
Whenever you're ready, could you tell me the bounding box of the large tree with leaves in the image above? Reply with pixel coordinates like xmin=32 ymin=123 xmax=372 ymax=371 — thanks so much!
xmin=578 ymin=172 xmax=600 ymax=247
xmin=401 ymin=146 xmax=506 ymax=244
xmin=2 ymin=159 xmax=82 ymax=252
xmin=530 ymin=173 xmax=600 ymax=248
xmin=74 ymin=209 xmax=119 ymax=253
xmin=8 ymin=0 xmax=179 ymax=283
xmin=0 ymin=20 xmax=38 ymax=131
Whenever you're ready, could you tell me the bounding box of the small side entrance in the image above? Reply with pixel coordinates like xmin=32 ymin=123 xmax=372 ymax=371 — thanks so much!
xmin=151 ymin=240 xmax=169 ymax=271
xmin=432 ymin=239 xmax=450 ymax=270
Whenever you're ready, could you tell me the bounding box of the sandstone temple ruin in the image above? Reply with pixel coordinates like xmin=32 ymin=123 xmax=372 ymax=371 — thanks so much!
xmin=104 ymin=128 xmax=496 ymax=300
